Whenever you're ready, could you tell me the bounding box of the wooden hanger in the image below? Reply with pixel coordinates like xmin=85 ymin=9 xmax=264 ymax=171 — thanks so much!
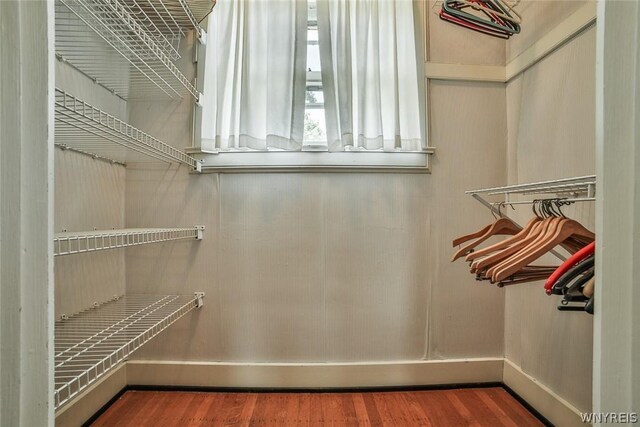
xmin=482 ymin=216 xmax=564 ymax=279
xmin=582 ymin=277 xmax=595 ymax=298
xmin=451 ymin=217 xmax=521 ymax=262
xmin=491 ymin=219 xmax=595 ymax=283
xmin=453 ymin=223 xmax=494 ymax=247
xmin=475 ymin=217 xmax=558 ymax=275
xmin=466 ymin=216 xmax=541 ymax=264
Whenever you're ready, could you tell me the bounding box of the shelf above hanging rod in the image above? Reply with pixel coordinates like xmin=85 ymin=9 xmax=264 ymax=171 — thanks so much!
xmin=466 ymin=175 xmax=596 ymax=202
xmin=54 ymin=227 xmax=205 ymax=256
xmin=466 ymin=176 xmax=596 ymax=262
xmin=54 ymin=293 xmax=205 ymax=409
xmin=55 ymin=89 xmax=202 ymax=170
xmin=56 ymin=0 xmax=201 ymax=100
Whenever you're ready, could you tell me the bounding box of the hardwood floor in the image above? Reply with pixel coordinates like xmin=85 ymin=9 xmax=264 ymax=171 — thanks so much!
xmin=91 ymin=387 xmax=544 ymax=426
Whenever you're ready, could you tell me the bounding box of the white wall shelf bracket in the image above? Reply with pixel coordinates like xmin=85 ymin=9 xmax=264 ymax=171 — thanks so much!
xmin=194 ymin=292 xmax=205 ymax=308
xmin=195 ymin=225 xmax=205 ymax=240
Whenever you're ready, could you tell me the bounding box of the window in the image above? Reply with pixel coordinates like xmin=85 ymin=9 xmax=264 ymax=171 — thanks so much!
xmin=197 ymin=0 xmax=432 ymax=172
xmin=303 ymin=0 xmax=327 ymax=149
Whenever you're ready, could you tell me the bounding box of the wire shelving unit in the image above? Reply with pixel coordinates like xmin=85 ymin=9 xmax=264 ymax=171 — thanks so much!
xmin=54 ymin=227 xmax=204 ymax=256
xmin=55 ymin=0 xmax=201 ymax=100
xmin=54 ymin=293 xmax=205 ymax=409
xmin=466 ymin=175 xmax=596 ymax=211
xmin=466 ymin=176 xmax=596 ymax=261
xmin=55 ymin=89 xmax=202 ymax=170
xmin=122 ymin=0 xmax=216 ymax=45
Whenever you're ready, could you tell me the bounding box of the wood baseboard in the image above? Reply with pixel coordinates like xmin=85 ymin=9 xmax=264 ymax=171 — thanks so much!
xmin=55 ymin=358 xmax=587 ymax=426
xmin=126 ymin=359 xmax=504 ymax=389
xmin=503 ymin=359 xmax=585 ymax=427
xmin=55 ymin=363 xmax=127 ymax=427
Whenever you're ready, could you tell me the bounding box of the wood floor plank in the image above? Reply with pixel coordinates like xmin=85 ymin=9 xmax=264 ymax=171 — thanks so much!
xmin=163 ymin=391 xmax=197 ymax=426
xmin=90 ymin=387 xmax=545 ymax=427
xmin=414 ymin=390 xmax=469 ymax=426
xmin=308 ymin=392 xmax=325 ymax=427
xmin=91 ymin=390 xmax=146 ymax=426
xmin=453 ymin=388 xmax=509 ymax=427
xmin=485 ymin=388 xmax=544 ymax=427
xmin=360 ymin=393 xmax=384 ymax=426
xmin=188 ymin=392 xmax=221 ymax=426
xmin=351 ymin=393 xmax=372 ymax=427
xmin=444 ymin=390 xmax=482 ymax=427
xmin=398 ymin=392 xmax=433 ymax=426
xmin=238 ymin=393 xmax=258 ymax=426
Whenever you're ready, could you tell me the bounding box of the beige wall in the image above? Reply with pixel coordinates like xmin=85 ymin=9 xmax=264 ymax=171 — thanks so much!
xmin=505 ymin=26 xmax=596 ymax=413
xmin=125 ymin=80 xmax=508 ymax=362
xmin=121 ymin=2 xmax=508 ymax=364
xmin=507 ymin=0 xmax=593 ymax=62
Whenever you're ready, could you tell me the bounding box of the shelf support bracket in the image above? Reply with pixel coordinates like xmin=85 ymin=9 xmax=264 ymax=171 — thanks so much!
xmin=195 ymin=292 xmax=205 ymax=308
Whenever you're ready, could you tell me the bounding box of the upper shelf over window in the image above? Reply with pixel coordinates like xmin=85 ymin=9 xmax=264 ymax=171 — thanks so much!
xmin=55 ymin=0 xmax=204 ymax=100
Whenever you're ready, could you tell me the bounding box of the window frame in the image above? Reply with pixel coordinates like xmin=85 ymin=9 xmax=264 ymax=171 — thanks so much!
xmin=191 ymin=0 xmax=434 ymax=173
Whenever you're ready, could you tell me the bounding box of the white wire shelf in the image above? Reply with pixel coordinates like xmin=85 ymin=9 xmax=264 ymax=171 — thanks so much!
xmin=54 ymin=293 xmax=205 ymax=409
xmin=466 ymin=175 xmax=596 ymax=205
xmin=122 ymin=0 xmax=216 ymax=45
xmin=55 ymin=0 xmax=200 ymax=100
xmin=54 ymin=227 xmax=204 ymax=256
xmin=55 ymin=89 xmax=202 ymax=170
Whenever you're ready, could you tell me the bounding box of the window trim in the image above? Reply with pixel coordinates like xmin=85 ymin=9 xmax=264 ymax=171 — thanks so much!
xmin=186 ymin=149 xmax=436 ymax=174
xmin=192 ymin=0 xmax=433 ymax=173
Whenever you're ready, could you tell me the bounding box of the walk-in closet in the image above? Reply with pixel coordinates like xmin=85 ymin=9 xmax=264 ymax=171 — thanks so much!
xmin=1 ymin=0 xmax=639 ymax=425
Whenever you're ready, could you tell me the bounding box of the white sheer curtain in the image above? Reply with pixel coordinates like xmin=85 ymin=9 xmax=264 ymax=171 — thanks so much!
xmin=317 ymin=0 xmax=424 ymax=152
xmin=201 ymin=0 xmax=308 ymax=151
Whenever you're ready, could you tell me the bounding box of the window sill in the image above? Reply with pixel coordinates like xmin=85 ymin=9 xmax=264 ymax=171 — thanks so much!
xmin=185 ymin=149 xmax=436 ymax=173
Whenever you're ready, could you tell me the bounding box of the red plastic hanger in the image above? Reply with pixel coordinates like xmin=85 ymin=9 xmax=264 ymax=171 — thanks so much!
xmin=544 ymin=241 xmax=595 ymax=295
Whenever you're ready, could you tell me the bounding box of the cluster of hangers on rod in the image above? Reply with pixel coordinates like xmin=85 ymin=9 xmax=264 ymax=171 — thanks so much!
xmin=451 ymin=199 xmax=596 ymax=314
xmin=437 ymin=0 xmax=522 ymax=39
